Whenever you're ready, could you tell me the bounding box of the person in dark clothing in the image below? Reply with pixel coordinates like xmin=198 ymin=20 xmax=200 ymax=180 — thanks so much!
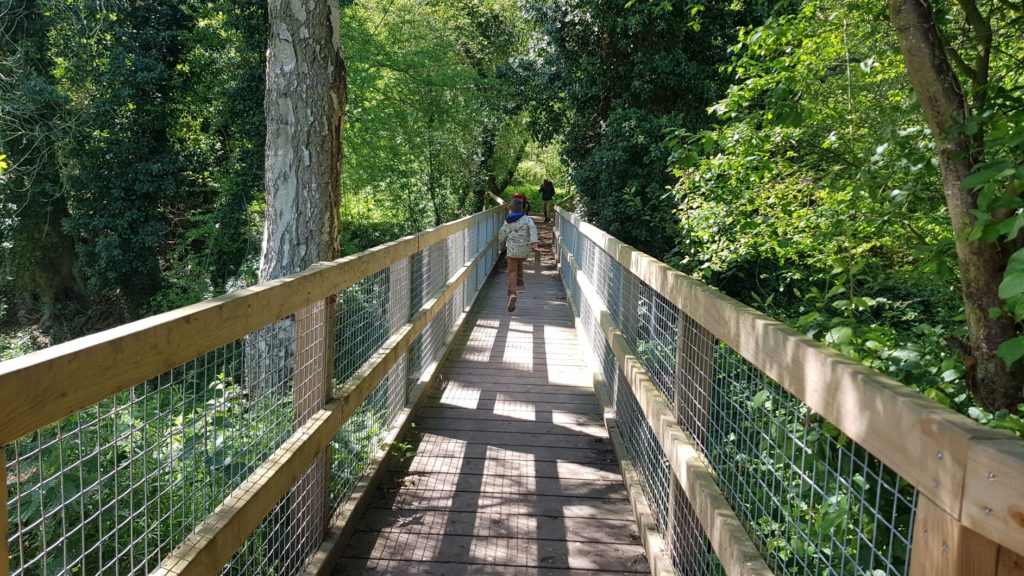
xmin=540 ymin=178 xmax=555 ymax=222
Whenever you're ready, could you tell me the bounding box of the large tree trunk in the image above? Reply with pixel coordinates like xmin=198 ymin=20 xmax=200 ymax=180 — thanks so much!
xmin=254 ymin=3 xmax=346 ymax=555
xmin=248 ymin=0 xmax=346 ymax=394
xmin=888 ymin=0 xmax=1023 ymax=411
xmin=261 ymin=0 xmax=346 ymax=280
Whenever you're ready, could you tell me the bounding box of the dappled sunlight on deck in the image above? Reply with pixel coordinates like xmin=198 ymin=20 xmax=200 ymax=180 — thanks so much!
xmin=333 ymin=217 xmax=649 ymax=576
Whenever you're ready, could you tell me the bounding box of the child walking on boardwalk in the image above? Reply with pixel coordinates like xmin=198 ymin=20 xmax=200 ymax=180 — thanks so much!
xmin=498 ymin=197 xmax=539 ymax=312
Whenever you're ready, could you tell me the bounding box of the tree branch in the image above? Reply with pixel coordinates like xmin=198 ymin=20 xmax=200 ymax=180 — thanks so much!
xmin=956 ymin=0 xmax=992 ymax=109
xmin=939 ymin=29 xmax=975 ymax=79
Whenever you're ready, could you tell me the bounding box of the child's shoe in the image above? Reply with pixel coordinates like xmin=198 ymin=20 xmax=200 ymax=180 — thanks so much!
xmin=507 ymin=294 xmax=517 ymax=312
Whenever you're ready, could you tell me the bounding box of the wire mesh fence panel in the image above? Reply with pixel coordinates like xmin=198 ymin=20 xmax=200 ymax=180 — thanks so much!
xmin=222 ymin=462 xmax=326 ymax=576
xmin=328 ymin=356 xmax=410 ymax=518
xmin=671 ymin=481 xmax=725 ymax=576
xmin=425 ymin=241 xmax=447 ymax=302
xmin=410 ymin=251 xmax=425 ymax=313
xmin=446 ymin=229 xmax=467 ymax=281
xmin=388 ymin=260 xmax=412 ymax=335
xmin=332 ymin=269 xmax=395 ymax=391
xmin=707 ymin=348 xmax=917 ymax=576
xmin=4 ymin=311 xmax=318 ymax=576
xmin=559 ymin=211 xmax=920 ymax=576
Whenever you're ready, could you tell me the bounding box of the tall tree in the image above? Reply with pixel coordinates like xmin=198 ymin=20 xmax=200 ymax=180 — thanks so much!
xmin=0 ymin=0 xmax=81 ymax=328
xmin=246 ymin=0 xmax=346 ymax=392
xmin=440 ymin=0 xmax=529 ymax=210
xmin=260 ymin=0 xmax=346 ymax=281
xmin=887 ymin=0 xmax=1024 ymax=411
xmin=530 ymin=0 xmax=760 ymax=257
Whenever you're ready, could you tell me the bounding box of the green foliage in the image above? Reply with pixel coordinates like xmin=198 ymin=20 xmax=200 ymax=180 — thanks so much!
xmin=1 ymin=0 xmax=268 ymax=331
xmin=0 ymin=329 xmax=35 ymax=361
xmin=663 ymin=0 xmax=1024 ymax=430
xmin=8 ymin=371 xmax=295 ymax=574
xmin=341 ymin=0 xmax=531 ymax=239
xmin=528 ymin=0 xmax=761 ymax=257
xmin=513 ymin=141 xmax=566 ymax=186
xmin=55 ymin=2 xmax=193 ymax=314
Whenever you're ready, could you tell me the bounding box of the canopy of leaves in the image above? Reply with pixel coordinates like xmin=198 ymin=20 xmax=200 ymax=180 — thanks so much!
xmin=527 ymin=0 xmax=764 ymax=256
xmin=670 ymin=0 xmax=1024 ymax=430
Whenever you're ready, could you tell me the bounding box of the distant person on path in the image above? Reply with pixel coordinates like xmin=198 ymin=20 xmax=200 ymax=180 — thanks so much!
xmin=540 ymin=178 xmax=556 ymax=222
xmin=498 ymin=197 xmax=539 ymax=312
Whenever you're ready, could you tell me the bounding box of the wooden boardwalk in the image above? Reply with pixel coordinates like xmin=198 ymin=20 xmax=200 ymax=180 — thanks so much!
xmin=333 ymin=218 xmax=650 ymax=575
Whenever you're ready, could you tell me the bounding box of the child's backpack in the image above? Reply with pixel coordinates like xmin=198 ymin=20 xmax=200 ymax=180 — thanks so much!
xmin=511 ymin=192 xmax=530 ymax=215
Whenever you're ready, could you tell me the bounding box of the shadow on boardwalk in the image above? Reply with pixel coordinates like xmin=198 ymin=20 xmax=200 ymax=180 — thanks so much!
xmin=332 ymin=217 xmax=650 ymax=576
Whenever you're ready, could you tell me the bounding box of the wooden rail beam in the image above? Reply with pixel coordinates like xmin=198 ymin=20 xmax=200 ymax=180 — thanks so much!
xmin=152 ymin=237 xmax=496 ymax=575
xmin=567 ymin=252 xmax=773 ymax=576
xmin=962 ymin=439 xmax=1024 ymax=555
xmin=556 ymin=206 xmax=1024 ymax=558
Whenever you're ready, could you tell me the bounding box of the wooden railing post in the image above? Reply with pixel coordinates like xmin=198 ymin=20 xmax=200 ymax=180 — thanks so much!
xmin=406 ymin=251 xmax=421 ymax=402
xmin=617 ymin=268 xmax=637 ymax=352
xmin=320 ymin=295 xmax=337 ymax=531
xmin=292 ymin=297 xmax=333 ymax=557
xmin=386 ymin=255 xmax=413 ymax=405
xmin=910 ymin=496 xmax=999 ymax=576
xmin=2 ymin=447 xmax=8 ymax=576
xmin=666 ymin=323 xmax=682 ymax=569
xmin=999 ymin=549 xmax=1024 ymax=574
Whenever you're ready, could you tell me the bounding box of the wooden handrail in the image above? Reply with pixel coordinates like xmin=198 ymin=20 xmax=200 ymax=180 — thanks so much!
xmin=565 ymin=247 xmax=773 ymax=576
xmin=0 ymin=207 xmax=501 ymax=444
xmin=153 ymin=234 xmax=497 ymax=575
xmin=555 ymin=206 xmax=1024 ymax=559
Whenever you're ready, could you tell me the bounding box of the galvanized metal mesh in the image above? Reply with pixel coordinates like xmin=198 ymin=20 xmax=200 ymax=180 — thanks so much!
xmin=5 ymin=312 xmax=310 ymax=575
xmin=223 ymin=462 xmax=328 ymax=576
xmin=4 ymin=210 xmax=502 ymax=576
xmin=709 ymin=349 xmax=917 ymax=574
xmin=557 ymin=211 xmax=918 ymax=576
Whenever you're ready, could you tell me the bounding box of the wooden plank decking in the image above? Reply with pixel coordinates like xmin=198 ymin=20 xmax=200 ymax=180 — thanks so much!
xmin=332 ymin=218 xmax=650 ymax=575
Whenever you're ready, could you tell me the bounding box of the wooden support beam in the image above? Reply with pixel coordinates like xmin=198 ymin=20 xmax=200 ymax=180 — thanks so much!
xmin=910 ymin=496 xmax=999 ymax=576
xmin=1 ymin=448 xmax=8 ymax=576
xmin=320 ymin=295 xmax=337 ymax=534
xmin=999 ymin=547 xmax=1024 ymax=575
xmin=153 ymin=238 xmax=497 ymax=576
xmin=0 ymin=206 xmax=503 ymax=445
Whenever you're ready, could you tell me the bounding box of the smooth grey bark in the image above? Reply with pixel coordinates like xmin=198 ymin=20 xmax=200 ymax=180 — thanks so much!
xmin=249 ymin=0 xmax=346 ymax=393
xmin=888 ymin=0 xmax=1023 ymax=411
xmin=260 ymin=0 xmax=346 ymax=281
